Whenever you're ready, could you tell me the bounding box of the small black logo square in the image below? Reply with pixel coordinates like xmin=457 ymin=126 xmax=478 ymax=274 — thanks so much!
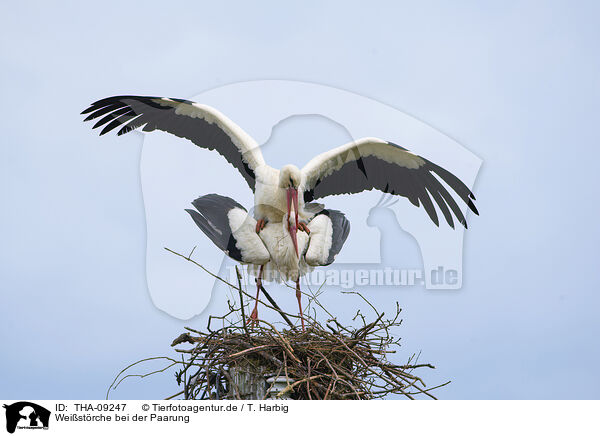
xmin=3 ymin=402 xmax=50 ymax=434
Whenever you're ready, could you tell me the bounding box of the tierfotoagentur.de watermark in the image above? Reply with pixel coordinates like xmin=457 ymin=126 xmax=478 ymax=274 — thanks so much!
xmin=226 ymin=265 xmax=459 ymax=289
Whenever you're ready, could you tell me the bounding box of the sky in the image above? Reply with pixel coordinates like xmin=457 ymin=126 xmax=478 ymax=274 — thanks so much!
xmin=1 ymin=1 xmax=599 ymax=400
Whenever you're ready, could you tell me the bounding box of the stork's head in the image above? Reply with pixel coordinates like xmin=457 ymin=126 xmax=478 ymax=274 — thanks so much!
xmin=279 ymin=164 xmax=302 ymax=190
xmin=279 ymin=165 xmax=301 ymax=256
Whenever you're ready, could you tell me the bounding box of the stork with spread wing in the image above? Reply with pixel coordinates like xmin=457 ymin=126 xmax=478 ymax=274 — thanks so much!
xmin=82 ymin=96 xmax=478 ymax=330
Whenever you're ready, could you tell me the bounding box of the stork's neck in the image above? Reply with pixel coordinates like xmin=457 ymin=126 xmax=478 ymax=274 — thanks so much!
xmin=254 ymin=174 xmax=306 ymax=223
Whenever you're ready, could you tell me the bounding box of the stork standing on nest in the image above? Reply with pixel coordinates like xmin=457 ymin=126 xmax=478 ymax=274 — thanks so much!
xmin=81 ymin=96 xmax=478 ymax=331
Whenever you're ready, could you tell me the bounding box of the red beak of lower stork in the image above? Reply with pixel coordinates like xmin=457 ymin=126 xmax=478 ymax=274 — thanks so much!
xmin=286 ymin=187 xmax=299 ymax=256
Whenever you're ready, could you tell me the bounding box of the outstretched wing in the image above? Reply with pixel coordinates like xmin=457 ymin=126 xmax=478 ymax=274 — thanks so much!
xmin=81 ymin=96 xmax=265 ymax=191
xmin=301 ymin=137 xmax=478 ymax=229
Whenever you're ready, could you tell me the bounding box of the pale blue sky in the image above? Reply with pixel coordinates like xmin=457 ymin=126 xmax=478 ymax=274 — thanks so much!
xmin=1 ymin=1 xmax=599 ymax=399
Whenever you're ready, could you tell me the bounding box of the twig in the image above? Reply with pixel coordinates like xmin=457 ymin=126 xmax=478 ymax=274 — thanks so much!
xmin=235 ymin=266 xmax=250 ymax=337
xmin=260 ymin=285 xmax=297 ymax=330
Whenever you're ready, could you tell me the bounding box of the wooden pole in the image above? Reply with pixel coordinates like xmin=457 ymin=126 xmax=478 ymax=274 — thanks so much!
xmin=226 ymin=362 xmax=293 ymax=400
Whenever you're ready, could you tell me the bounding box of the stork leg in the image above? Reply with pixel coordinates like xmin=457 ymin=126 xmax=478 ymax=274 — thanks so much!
xmin=298 ymin=222 xmax=310 ymax=234
xmin=296 ymin=278 xmax=305 ymax=332
xmin=247 ymin=265 xmax=263 ymax=326
xmin=255 ymin=218 xmax=266 ymax=234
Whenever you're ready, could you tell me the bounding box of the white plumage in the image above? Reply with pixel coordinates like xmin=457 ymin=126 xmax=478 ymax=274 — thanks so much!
xmin=248 ymin=216 xmax=311 ymax=283
xmin=226 ymin=208 xmax=270 ymax=265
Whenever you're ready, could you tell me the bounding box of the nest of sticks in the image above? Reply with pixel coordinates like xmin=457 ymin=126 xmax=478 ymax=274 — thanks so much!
xmin=107 ymin=252 xmax=448 ymax=400
xmin=169 ymin=262 xmax=448 ymax=399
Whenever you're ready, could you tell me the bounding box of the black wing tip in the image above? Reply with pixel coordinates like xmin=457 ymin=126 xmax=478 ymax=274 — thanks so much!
xmin=468 ymin=199 xmax=479 ymax=215
xmin=427 ymin=162 xmax=480 ymax=225
xmin=81 ymin=95 xmax=160 ymax=117
xmin=99 ymin=123 xmax=115 ymax=136
xmin=89 ymin=95 xmax=152 ymax=106
xmin=81 ymin=96 xmax=122 ymax=116
xmin=453 ymin=202 xmax=476 ymax=228
xmin=83 ymin=112 xmax=97 ymax=122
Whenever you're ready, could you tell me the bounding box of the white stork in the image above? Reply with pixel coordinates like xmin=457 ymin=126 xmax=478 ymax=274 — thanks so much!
xmin=81 ymin=96 xmax=478 ymax=330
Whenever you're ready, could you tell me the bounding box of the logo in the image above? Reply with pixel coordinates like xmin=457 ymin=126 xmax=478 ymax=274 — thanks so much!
xmin=3 ymin=402 xmax=50 ymax=434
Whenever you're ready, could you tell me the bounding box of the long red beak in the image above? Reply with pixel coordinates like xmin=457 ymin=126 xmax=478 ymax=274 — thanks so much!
xmin=287 ymin=187 xmax=299 ymax=256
